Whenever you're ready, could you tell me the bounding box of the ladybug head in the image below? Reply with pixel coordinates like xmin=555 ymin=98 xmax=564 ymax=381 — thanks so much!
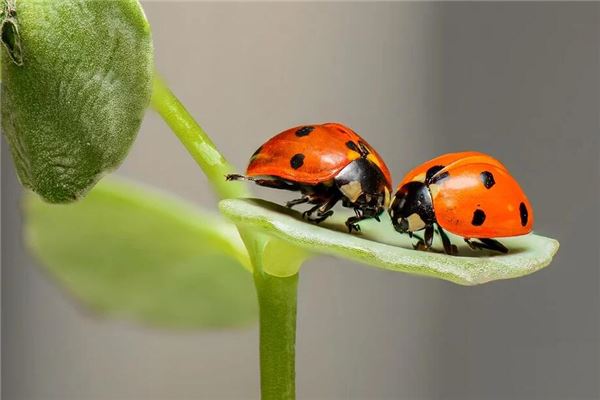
xmin=334 ymin=158 xmax=391 ymax=217
xmin=389 ymin=181 xmax=435 ymax=233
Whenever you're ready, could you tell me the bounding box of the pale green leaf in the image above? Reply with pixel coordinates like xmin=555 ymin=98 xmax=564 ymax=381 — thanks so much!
xmin=24 ymin=179 xmax=257 ymax=329
xmin=219 ymin=198 xmax=559 ymax=285
xmin=1 ymin=0 xmax=153 ymax=202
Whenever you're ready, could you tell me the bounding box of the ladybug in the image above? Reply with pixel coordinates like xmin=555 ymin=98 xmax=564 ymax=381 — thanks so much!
xmin=388 ymin=151 xmax=534 ymax=254
xmin=226 ymin=123 xmax=392 ymax=232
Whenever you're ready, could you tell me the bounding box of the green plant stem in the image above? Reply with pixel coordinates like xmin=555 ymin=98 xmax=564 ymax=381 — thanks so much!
xmin=254 ymin=270 xmax=298 ymax=400
xmin=150 ymin=74 xmax=249 ymax=200
xmin=151 ymin=75 xmax=299 ymax=399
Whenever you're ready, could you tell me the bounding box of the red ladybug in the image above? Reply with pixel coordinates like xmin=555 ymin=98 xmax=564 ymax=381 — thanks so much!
xmin=227 ymin=123 xmax=392 ymax=231
xmin=389 ymin=151 xmax=534 ymax=254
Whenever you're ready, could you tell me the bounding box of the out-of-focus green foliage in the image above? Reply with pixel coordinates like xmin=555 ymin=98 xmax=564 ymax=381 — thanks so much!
xmin=24 ymin=179 xmax=257 ymax=329
xmin=220 ymin=198 xmax=560 ymax=285
xmin=1 ymin=0 xmax=153 ymax=203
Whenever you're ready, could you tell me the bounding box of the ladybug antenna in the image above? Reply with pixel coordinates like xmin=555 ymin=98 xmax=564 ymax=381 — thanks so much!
xmin=357 ymin=142 xmax=370 ymax=157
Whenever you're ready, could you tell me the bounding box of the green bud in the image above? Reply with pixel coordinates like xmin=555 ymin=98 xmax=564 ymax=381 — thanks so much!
xmin=1 ymin=0 xmax=153 ymax=202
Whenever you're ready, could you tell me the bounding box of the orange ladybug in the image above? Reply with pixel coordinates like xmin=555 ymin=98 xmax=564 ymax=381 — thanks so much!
xmin=388 ymin=151 xmax=533 ymax=254
xmin=227 ymin=123 xmax=392 ymax=231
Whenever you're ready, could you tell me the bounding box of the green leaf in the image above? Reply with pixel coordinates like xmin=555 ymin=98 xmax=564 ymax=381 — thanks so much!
xmin=1 ymin=0 xmax=153 ymax=203
xmin=24 ymin=179 xmax=257 ymax=329
xmin=219 ymin=198 xmax=560 ymax=285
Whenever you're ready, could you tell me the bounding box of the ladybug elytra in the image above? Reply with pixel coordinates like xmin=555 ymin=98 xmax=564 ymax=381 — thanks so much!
xmin=227 ymin=123 xmax=392 ymax=231
xmin=389 ymin=151 xmax=534 ymax=255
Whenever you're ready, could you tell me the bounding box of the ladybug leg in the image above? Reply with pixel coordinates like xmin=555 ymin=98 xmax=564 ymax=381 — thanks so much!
xmin=302 ymin=203 xmax=322 ymax=220
xmin=411 ymin=234 xmax=426 ymax=250
xmin=225 ymin=174 xmax=245 ymax=181
xmin=409 ymin=231 xmax=424 ymax=241
xmin=344 ymin=209 xmax=366 ymax=232
xmin=464 ymin=238 xmax=476 ymax=250
xmin=479 ymin=238 xmax=508 ymax=253
xmin=411 ymin=225 xmax=434 ymax=251
xmin=464 ymin=238 xmax=509 ymax=254
xmin=424 ymin=225 xmax=434 ymax=248
xmin=302 ymin=195 xmax=339 ymax=224
xmin=225 ymin=174 xmax=298 ymax=191
xmin=344 ymin=218 xmax=360 ymax=233
xmin=286 ymin=196 xmax=310 ymax=208
xmin=436 ymin=225 xmax=458 ymax=255
xmin=344 ymin=204 xmax=386 ymax=232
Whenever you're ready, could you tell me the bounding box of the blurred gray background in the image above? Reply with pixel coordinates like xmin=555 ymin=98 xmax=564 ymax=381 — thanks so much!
xmin=2 ymin=2 xmax=598 ymax=399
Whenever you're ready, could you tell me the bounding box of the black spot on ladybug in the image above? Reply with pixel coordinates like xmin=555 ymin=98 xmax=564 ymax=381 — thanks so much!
xmin=346 ymin=141 xmax=359 ymax=152
xmin=251 ymin=146 xmax=263 ymax=157
xmin=295 ymin=126 xmax=314 ymax=137
xmin=519 ymin=202 xmax=528 ymax=226
xmin=471 ymin=209 xmax=486 ymax=226
xmin=290 ymin=153 xmax=305 ymax=169
xmin=430 ymin=171 xmax=450 ymax=184
xmin=480 ymin=171 xmax=495 ymax=189
xmin=425 ymin=165 xmax=445 ymax=183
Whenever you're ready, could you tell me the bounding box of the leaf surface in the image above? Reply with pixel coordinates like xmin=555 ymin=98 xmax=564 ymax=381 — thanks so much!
xmin=220 ymin=198 xmax=559 ymax=285
xmin=25 ymin=179 xmax=257 ymax=328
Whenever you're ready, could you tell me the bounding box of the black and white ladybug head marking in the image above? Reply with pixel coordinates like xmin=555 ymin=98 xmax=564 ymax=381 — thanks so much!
xmin=334 ymin=157 xmax=390 ymax=217
xmin=389 ymin=181 xmax=435 ymax=233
